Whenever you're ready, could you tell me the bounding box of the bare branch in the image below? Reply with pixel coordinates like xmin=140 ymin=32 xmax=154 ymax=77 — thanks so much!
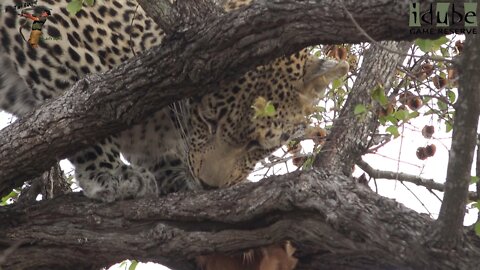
xmin=357 ymin=159 xmax=478 ymax=201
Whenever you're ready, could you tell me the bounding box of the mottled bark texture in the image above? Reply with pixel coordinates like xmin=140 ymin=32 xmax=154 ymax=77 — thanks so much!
xmin=1 ymin=0 xmax=480 ymax=269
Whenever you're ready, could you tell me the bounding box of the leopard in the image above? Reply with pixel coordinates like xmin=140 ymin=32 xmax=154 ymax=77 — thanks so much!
xmin=0 ymin=0 xmax=349 ymax=202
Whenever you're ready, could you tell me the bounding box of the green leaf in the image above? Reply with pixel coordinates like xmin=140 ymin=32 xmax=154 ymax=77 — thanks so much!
xmin=445 ymin=121 xmax=453 ymax=132
xmin=1 ymin=189 xmax=19 ymax=206
xmin=447 ymin=90 xmax=456 ymax=103
xmin=423 ymin=96 xmax=432 ymax=104
xmin=415 ymin=37 xmax=449 ymax=53
xmin=386 ymin=126 xmax=400 ymax=138
xmin=67 ymin=0 xmax=83 ymax=15
xmin=119 ymin=261 xmax=128 ymax=270
xmin=440 ymin=46 xmax=450 ymax=57
xmin=475 ymin=222 xmax=480 ymax=236
xmin=301 ymin=156 xmax=314 ymax=170
xmin=394 ymin=110 xmax=409 ymax=121
xmin=354 ymin=104 xmax=367 ymax=115
xmin=408 ymin=111 xmax=420 ymax=120
xmin=252 ymin=97 xmax=276 ymax=118
xmin=438 ymin=100 xmax=448 ymax=111
xmin=385 ymin=115 xmax=398 ymax=125
xmin=264 ymin=102 xmax=276 ymax=117
xmin=371 ymin=85 xmax=388 ymax=107
xmin=129 ymin=260 xmax=138 ymax=270
xmin=379 ymin=115 xmax=387 ymax=125
xmin=471 ymin=176 xmax=479 ymax=184
xmin=332 ymin=78 xmax=345 ymax=90
xmin=84 ymin=0 xmax=94 ymax=5
xmin=311 ymin=113 xmax=323 ymax=121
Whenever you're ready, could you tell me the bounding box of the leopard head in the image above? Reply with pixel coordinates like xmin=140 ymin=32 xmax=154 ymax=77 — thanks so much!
xmin=187 ymin=50 xmax=349 ymax=188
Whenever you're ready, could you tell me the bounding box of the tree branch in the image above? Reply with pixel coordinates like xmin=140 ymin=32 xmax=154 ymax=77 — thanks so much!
xmin=356 ymin=159 xmax=478 ymax=201
xmin=1 ymin=170 xmax=480 ymax=270
xmin=0 ymin=0 xmax=470 ymax=197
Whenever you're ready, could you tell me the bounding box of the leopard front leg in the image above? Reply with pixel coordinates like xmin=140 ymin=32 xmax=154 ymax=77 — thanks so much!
xmin=70 ymin=138 xmax=158 ymax=202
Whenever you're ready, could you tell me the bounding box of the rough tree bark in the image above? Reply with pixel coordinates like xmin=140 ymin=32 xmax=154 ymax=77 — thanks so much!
xmin=2 ymin=171 xmax=480 ymax=270
xmin=1 ymin=0 xmax=479 ymax=269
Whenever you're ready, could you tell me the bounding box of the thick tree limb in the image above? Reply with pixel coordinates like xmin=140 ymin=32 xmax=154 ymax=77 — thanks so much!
xmin=0 ymin=0 xmax=471 ymax=197
xmin=432 ymin=34 xmax=480 ymax=248
xmin=1 ymin=170 xmax=480 ymax=270
xmin=357 ymin=159 xmax=478 ymax=201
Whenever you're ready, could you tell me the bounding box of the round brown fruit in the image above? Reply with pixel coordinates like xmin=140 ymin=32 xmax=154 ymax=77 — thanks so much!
xmin=292 ymin=156 xmax=306 ymax=167
xmin=421 ymin=125 xmax=435 ymax=139
xmin=455 ymin=40 xmax=464 ymax=53
xmin=416 ymin=147 xmax=428 ymax=160
xmin=407 ymin=97 xmax=423 ymax=111
xmin=421 ymin=63 xmax=434 ymax=77
xmin=399 ymin=91 xmax=414 ymax=105
xmin=425 ymin=144 xmax=436 ymax=157
xmin=287 ymin=141 xmax=302 ymax=154
xmin=432 ymin=75 xmax=447 ymax=89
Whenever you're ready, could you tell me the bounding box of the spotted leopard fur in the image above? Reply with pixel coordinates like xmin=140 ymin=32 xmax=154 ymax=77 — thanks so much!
xmin=0 ymin=0 xmax=348 ymax=201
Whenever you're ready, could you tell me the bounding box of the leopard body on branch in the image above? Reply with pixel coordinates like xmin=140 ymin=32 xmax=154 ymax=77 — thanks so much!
xmin=0 ymin=0 xmax=348 ymax=202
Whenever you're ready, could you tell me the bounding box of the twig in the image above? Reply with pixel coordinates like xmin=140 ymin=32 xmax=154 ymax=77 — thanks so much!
xmin=428 ymin=189 xmax=443 ymax=203
xmin=129 ymin=4 xmax=140 ymax=56
xmin=400 ymin=181 xmax=432 ymax=216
